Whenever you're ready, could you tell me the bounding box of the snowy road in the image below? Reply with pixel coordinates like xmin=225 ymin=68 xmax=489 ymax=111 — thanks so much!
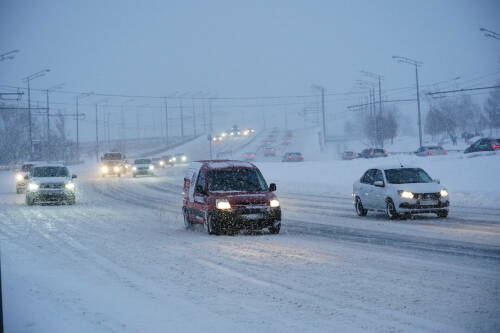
xmin=1 ymin=162 xmax=500 ymax=333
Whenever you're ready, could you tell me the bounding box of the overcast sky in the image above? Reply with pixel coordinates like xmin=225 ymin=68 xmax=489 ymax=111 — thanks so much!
xmin=1 ymin=0 xmax=499 ymax=140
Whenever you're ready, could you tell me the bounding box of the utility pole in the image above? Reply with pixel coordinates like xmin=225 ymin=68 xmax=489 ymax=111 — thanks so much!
xmin=44 ymin=84 xmax=64 ymax=160
xmin=312 ymin=85 xmax=327 ymax=146
xmin=76 ymin=92 xmax=93 ymax=159
xmin=392 ymin=56 xmax=423 ymax=147
xmin=164 ymin=97 xmax=169 ymax=145
xmin=361 ymin=71 xmax=384 ymax=147
xmin=23 ymin=69 xmax=50 ymax=159
xmin=94 ymin=99 xmax=108 ymax=162
xmin=192 ymin=97 xmax=197 ymax=136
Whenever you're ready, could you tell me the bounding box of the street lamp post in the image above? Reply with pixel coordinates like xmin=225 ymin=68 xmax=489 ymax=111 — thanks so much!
xmin=94 ymin=99 xmax=108 ymax=162
xmin=23 ymin=69 xmax=50 ymax=159
xmin=45 ymin=83 xmax=64 ymax=159
xmin=361 ymin=71 xmax=384 ymax=148
xmin=76 ymin=92 xmax=94 ymax=159
xmin=392 ymin=55 xmax=423 ymax=147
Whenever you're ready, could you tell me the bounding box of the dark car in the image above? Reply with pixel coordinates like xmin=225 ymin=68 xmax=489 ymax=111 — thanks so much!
xmin=359 ymin=148 xmax=388 ymax=158
xmin=241 ymin=152 xmax=257 ymax=161
xmin=282 ymin=152 xmax=304 ymax=162
xmin=263 ymin=147 xmax=276 ymax=157
xmin=342 ymin=151 xmax=358 ymax=160
xmin=415 ymin=146 xmax=448 ymax=156
xmin=182 ymin=160 xmax=281 ymax=235
xmin=464 ymin=138 xmax=500 ymax=154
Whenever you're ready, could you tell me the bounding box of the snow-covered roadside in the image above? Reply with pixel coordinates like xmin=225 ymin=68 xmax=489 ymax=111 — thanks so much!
xmin=256 ymin=153 xmax=500 ymax=208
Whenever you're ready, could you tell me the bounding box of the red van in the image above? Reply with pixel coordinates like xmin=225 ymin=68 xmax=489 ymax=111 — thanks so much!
xmin=182 ymin=160 xmax=281 ymax=235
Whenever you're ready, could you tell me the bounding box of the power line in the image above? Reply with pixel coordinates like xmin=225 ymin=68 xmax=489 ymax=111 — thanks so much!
xmin=427 ymin=85 xmax=500 ymax=96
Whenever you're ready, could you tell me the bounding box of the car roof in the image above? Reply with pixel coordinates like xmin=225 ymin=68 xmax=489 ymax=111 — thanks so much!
xmin=193 ymin=160 xmax=257 ymax=170
xmin=371 ymin=164 xmax=420 ymax=171
xmin=32 ymin=163 xmax=67 ymax=168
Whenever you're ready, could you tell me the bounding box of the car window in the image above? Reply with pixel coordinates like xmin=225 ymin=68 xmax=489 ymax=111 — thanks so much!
xmin=32 ymin=166 xmax=69 ymax=177
xmin=360 ymin=169 xmax=375 ymax=184
xmin=208 ymin=168 xmax=268 ymax=192
xmin=134 ymin=159 xmax=151 ymax=164
xmin=373 ymin=169 xmax=384 ymax=183
xmin=384 ymin=168 xmax=433 ymax=184
xmin=21 ymin=164 xmax=34 ymax=172
xmin=196 ymin=170 xmax=207 ymax=193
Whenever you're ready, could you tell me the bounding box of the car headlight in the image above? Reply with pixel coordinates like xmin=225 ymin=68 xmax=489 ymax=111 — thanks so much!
xmin=440 ymin=189 xmax=449 ymax=197
xmin=149 ymin=165 xmax=154 ymax=170
xmin=113 ymin=166 xmax=120 ymax=172
xmin=15 ymin=173 xmax=23 ymax=182
xmin=216 ymin=199 xmax=231 ymax=210
xmin=172 ymin=157 xmax=177 ymax=162
xmin=28 ymin=183 xmax=39 ymax=191
xmin=132 ymin=166 xmax=137 ymax=171
xmin=159 ymin=161 xmax=164 ymax=166
xmin=270 ymin=199 xmax=280 ymax=208
xmin=399 ymin=190 xmax=414 ymax=199
xmin=101 ymin=166 xmax=109 ymax=173
xmin=65 ymin=182 xmax=75 ymax=191
xmin=181 ymin=156 xmax=187 ymax=161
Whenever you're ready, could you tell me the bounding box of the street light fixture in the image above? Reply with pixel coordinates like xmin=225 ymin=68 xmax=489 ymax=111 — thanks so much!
xmin=480 ymin=27 xmax=500 ymax=41
xmin=23 ymin=69 xmax=50 ymax=158
xmin=0 ymin=50 xmax=19 ymax=62
xmin=392 ymin=55 xmax=424 ymax=148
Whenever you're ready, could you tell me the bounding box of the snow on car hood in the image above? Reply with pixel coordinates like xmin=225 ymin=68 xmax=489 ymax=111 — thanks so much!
xmin=31 ymin=177 xmax=70 ymax=184
xmin=391 ymin=182 xmax=444 ymax=193
xmin=134 ymin=164 xmax=152 ymax=168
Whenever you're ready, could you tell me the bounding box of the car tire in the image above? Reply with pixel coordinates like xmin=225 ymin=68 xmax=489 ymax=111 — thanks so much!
xmin=437 ymin=210 xmax=448 ymax=218
xmin=355 ymin=197 xmax=368 ymax=216
xmin=205 ymin=215 xmax=220 ymax=235
xmin=183 ymin=210 xmax=192 ymax=230
xmin=268 ymin=222 xmax=281 ymax=234
xmin=385 ymin=199 xmax=399 ymax=220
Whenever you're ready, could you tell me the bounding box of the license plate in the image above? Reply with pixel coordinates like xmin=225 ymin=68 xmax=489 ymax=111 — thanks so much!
xmin=420 ymin=200 xmax=437 ymax=205
xmin=242 ymin=213 xmax=263 ymax=220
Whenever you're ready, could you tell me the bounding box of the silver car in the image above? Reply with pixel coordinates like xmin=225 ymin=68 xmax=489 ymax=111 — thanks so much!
xmin=25 ymin=164 xmax=77 ymax=205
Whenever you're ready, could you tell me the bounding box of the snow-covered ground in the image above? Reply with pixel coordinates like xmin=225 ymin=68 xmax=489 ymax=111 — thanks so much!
xmin=1 ymin=128 xmax=499 ymax=332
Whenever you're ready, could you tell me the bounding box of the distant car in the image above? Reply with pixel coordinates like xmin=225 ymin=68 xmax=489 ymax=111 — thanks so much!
xmin=171 ymin=153 xmax=188 ymax=164
xmin=415 ymin=146 xmax=448 ymax=156
xmin=132 ymin=159 xmax=155 ymax=177
xmin=263 ymin=147 xmax=276 ymax=157
xmin=342 ymin=151 xmax=358 ymax=160
xmin=282 ymin=152 xmax=304 ymax=162
xmin=152 ymin=157 xmax=167 ymax=168
xmin=353 ymin=166 xmax=449 ymax=219
xmin=241 ymin=152 xmax=257 ymax=161
xmin=25 ymin=164 xmax=77 ymax=205
xmin=359 ymin=148 xmax=388 ymax=158
xmin=282 ymin=137 xmax=293 ymax=145
xmin=182 ymin=160 xmax=281 ymax=235
xmin=15 ymin=162 xmax=38 ymax=194
xmin=464 ymin=138 xmax=500 ymax=154
xmin=162 ymin=155 xmax=174 ymax=167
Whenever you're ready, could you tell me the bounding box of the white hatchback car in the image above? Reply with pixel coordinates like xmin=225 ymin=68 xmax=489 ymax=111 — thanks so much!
xmin=353 ymin=165 xmax=450 ymax=219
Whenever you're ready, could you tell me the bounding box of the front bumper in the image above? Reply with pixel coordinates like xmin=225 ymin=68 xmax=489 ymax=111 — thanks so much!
xmin=27 ymin=189 xmax=75 ymax=203
xmin=398 ymin=200 xmax=449 ymax=214
xmin=211 ymin=206 xmax=281 ymax=230
xmin=133 ymin=170 xmax=154 ymax=176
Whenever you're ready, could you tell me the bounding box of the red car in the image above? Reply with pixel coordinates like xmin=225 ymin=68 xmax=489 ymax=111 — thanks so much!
xmin=182 ymin=160 xmax=281 ymax=235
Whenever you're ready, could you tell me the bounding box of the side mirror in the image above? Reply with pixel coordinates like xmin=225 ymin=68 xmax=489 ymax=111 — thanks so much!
xmin=373 ymin=180 xmax=385 ymax=187
xmin=24 ymin=175 xmax=29 ymax=180
xmin=195 ymin=184 xmax=205 ymax=194
xmin=72 ymin=174 xmax=77 ymax=179
xmin=269 ymin=183 xmax=277 ymax=192
xmin=433 ymin=179 xmax=440 ymax=184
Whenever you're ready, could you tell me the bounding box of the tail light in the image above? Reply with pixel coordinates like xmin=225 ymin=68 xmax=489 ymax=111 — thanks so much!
xmin=492 ymin=145 xmax=500 ymax=150
xmin=444 ymin=150 xmax=448 ymax=154
xmin=427 ymin=151 xmax=433 ymax=155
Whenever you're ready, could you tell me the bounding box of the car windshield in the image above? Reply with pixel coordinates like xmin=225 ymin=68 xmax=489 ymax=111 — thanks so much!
xmin=384 ymin=168 xmax=433 ymax=184
xmin=103 ymin=153 xmax=123 ymax=160
xmin=208 ymin=168 xmax=268 ymax=192
xmin=21 ymin=164 xmax=34 ymax=172
xmin=134 ymin=159 xmax=151 ymax=164
xmin=32 ymin=166 xmax=69 ymax=177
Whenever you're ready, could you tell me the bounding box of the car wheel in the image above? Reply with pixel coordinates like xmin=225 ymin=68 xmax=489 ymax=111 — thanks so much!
xmin=268 ymin=222 xmax=281 ymax=234
xmin=355 ymin=197 xmax=368 ymax=216
xmin=437 ymin=210 xmax=448 ymax=218
xmin=385 ymin=199 xmax=399 ymax=220
xmin=183 ymin=210 xmax=192 ymax=230
xmin=205 ymin=215 xmax=220 ymax=235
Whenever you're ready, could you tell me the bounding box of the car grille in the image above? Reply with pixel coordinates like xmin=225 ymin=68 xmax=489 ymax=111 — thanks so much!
xmin=414 ymin=192 xmax=440 ymax=200
xmin=40 ymin=183 xmax=64 ymax=189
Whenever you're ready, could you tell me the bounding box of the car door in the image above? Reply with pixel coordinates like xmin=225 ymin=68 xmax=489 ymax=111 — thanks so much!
xmin=370 ymin=169 xmax=386 ymax=210
xmin=358 ymin=169 xmax=375 ymax=208
xmin=192 ymin=169 xmax=209 ymax=224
